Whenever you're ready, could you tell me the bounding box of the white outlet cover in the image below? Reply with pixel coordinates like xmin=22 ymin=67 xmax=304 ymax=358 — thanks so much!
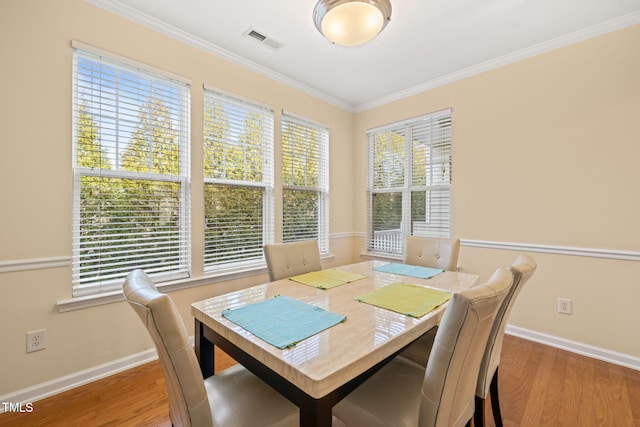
xmin=557 ymin=298 xmax=573 ymax=315
xmin=27 ymin=329 xmax=46 ymax=353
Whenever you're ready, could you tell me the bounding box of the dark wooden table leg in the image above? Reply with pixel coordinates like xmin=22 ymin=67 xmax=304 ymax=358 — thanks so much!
xmin=299 ymin=397 xmax=333 ymax=427
xmin=194 ymin=319 xmax=214 ymax=378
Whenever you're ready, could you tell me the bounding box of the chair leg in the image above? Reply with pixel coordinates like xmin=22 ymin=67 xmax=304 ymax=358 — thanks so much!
xmin=474 ymin=395 xmax=486 ymax=427
xmin=489 ymin=369 xmax=504 ymax=427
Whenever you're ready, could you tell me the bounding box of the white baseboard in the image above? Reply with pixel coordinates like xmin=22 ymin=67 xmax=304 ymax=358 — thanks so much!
xmin=0 ymin=348 xmax=157 ymax=413
xmin=2 ymin=329 xmax=638 ymax=413
xmin=506 ymin=325 xmax=640 ymax=371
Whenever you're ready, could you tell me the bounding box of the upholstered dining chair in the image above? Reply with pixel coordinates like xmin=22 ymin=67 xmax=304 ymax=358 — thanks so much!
xmin=398 ymin=254 xmax=537 ymax=427
xmin=332 ymin=268 xmax=514 ymax=427
xmin=404 ymin=236 xmax=461 ymax=271
xmin=474 ymin=254 xmax=537 ymax=427
xmin=263 ymin=240 xmax=322 ymax=281
xmin=123 ymin=269 xmax=298 ymax=427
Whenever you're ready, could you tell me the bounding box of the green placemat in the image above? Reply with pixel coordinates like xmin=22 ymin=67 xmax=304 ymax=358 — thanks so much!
xmin=290 ymin=269 xmax=367 ymax=289
xmin=373 ymin=263 xmax=444 ymax=279
xmin=356 ymin=283 xmax=452 ymax=318
xmin=222 ymin=295 xmax=346 ymax=349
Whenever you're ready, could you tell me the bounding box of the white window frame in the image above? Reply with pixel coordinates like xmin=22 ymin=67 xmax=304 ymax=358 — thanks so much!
xmin=281 ymin=112 xmax=330 ymax=254
xmin=366 ymin=109 xmax=452 ymax=256
xmin=203 ymin=88 xmax=274 ymax=274
xmin=71 ymin=43 xmax=191 ymax=296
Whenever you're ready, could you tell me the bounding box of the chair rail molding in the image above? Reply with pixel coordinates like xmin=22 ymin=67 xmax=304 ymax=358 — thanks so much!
xmin=0 ymin=256 xmax=71 ymax=274
xmin=461 ymin=239 xmax=640 ymax=262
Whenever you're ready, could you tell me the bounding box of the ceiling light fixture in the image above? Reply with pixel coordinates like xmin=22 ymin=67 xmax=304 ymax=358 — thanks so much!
xmin=313 ymin=0 xmax=392 ymax=47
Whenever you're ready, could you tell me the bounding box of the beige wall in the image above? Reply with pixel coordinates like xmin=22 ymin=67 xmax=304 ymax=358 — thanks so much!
xmin=1 ymin=0 xmax=638 ymax=399
xmin=354 ymin=25 xmax=640 ymax=356
xmin=0 ymin=0 xmax=355 ymax=395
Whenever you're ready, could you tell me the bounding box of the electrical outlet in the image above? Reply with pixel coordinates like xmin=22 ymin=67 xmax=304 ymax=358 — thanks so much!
xmin=26 ymin=329 xmax=46 ymax=353
xmin=557 ymin=298 xmax=572 ymax=315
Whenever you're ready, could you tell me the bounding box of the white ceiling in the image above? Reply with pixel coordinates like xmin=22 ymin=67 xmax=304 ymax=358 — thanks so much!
xmin=89 ymin=0 xmax=640 ymax=111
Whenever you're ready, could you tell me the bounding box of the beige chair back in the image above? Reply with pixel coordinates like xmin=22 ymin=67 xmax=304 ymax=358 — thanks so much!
xmin=475 ymin=254 xmax=537 ymax=398
xmin=419 ymin=268 xmax=513 ymax=427
xmin=123 ymin=270 xmax=213 ymax=427
xmin=404 ymin=236 xmax=460 ymax=271
xmin=263 ymin=240 xmax=321 ymax=281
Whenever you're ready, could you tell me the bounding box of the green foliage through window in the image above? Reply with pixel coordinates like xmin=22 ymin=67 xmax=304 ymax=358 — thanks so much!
xmin=367 ymin=110 xmax=452 ymax=255
xmin=281 ymin=115 xmax=329 ymax=253
xmin=72 ymin=48 xmax=190 ymax=294
xmin=203 ymin=90 xmax=273 ymax=268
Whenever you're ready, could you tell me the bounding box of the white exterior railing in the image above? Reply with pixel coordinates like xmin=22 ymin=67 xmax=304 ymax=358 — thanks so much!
xmin=372 ymin=229 xmax=402 ymax=253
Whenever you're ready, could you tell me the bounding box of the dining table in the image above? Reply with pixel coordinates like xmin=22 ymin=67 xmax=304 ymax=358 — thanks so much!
xmin=191 ymin=260 xmax=479 ymax=427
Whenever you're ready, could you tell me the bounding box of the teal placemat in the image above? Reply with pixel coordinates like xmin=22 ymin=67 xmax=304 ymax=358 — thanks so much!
xmin=374 ymin=263 xmax=444 ymax=279
xmin=222 ymin=295 xmax=346 ymax=349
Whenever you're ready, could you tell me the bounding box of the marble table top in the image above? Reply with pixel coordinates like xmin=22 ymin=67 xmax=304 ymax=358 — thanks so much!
xmin=191 ymin=260 xmax=479 ymax=399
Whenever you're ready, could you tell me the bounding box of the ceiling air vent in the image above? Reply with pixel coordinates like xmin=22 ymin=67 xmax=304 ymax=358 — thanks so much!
xmin=243 ymin=27 xmax=283 ymax=50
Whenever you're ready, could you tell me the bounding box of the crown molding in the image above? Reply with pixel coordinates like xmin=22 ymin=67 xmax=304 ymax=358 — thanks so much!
xmin=86 ymin=1 xmax=639 ymax=114
xmin=84 ymin=0 xmax=353 ymax=112
xmin=354 ymin=10 xmax=640 ymax=112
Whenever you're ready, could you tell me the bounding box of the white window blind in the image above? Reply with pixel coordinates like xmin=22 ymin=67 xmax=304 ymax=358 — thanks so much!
xmin=72 ymin=47 xmax=191 ymax=296
xmin=281 ymin=114 xmax=329 ymax=254
xmin=203 ymin=89 xmax=274 ymax=270
xmin=367 ymin=109 xmax=452 ymax=255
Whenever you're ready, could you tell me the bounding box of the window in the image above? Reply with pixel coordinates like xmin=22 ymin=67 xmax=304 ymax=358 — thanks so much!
xmin=367 ymin=109 xmax=452 ymax=256
xmin=72 ymin=45 xmax=191 ymax=296
xmin=203 ymin=89 xmax=274 ymax=271
xmin=281 ymin=113 xmax=329 ymax=254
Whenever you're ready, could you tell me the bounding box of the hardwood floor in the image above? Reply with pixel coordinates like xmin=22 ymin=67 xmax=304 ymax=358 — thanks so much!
xmin=498 ymin=336 xmax=640 ymax=427
xmin=0 ymin=347 xmax=235 ymax=427
xmin=1 ymin=336 xmax=639 ymax=426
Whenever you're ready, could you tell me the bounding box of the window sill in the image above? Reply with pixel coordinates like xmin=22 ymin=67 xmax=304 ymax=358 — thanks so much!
xmin=57 ymin=266 xmax=268 ymax=312
xmin=360 ymin=252 xmax=403 ymax=263
xmin=57 ymin=253 xmax=336 ymax=312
